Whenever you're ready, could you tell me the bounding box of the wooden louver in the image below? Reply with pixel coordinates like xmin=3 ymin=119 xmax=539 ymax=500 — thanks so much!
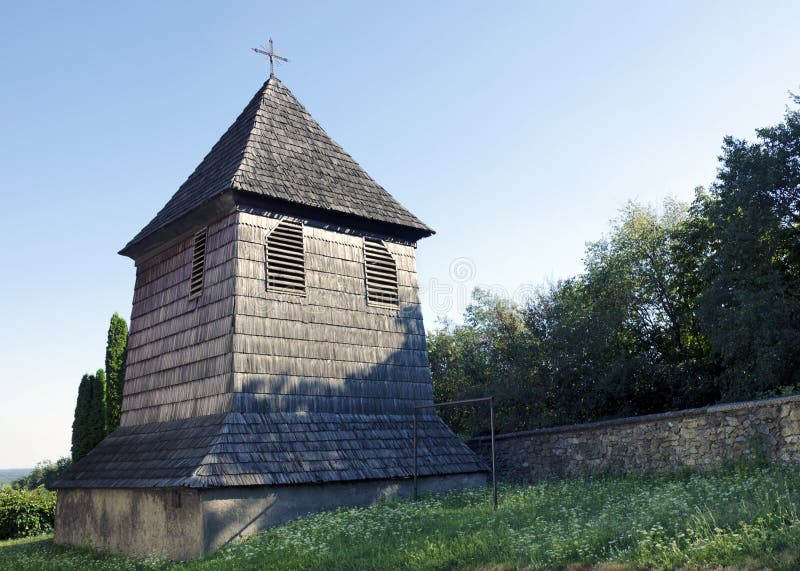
xmin=189 ymin=228 xmax=207 ymax=300
xmin=364 ymin=238 xmax=398 ymax=306
xmin=266 ymin=219 xmax=306 ymax=294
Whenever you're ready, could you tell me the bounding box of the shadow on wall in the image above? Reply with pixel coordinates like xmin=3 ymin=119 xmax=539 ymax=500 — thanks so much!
xmin=236 ymin=304 xmax=436 ymax=416
xmin=205 ymin=306 xmax=479 ymax=551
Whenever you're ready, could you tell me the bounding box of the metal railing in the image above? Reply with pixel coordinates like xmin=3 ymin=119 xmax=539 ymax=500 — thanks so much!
xmin=412 ymin=396 xmax=497 ymax=509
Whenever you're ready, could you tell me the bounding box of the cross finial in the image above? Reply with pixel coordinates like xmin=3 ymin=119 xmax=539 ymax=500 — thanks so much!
xmin=252 ymin=37 xmax=289 ymax=78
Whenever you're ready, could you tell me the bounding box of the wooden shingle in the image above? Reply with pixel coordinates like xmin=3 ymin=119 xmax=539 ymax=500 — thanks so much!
xmin=55 ymin=413 xmax=487 ymax=489
xmin=54 ymin=77 xmax=486 ymax=493
xmin=121 ymin=78 xmax=433 ymax=258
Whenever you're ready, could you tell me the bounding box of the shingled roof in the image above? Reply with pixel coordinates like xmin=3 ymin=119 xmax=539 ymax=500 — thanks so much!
xmin=54 ymin=412 xmax=486 ymax=489
xmin=121 ymin=78 xmax=432 ymax=257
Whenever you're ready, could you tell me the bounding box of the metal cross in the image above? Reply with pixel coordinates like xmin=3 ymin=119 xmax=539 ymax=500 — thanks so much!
xmin=252 ymin=37 xmax=289 ymax=78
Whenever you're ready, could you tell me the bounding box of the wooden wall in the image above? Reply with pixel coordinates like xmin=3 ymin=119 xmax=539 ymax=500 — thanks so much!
xmin=119 ymin=209 xmax=434 ymax=426
xmin=120 ymin=213 xmax=238 ymax=426
xmin=232 ymin=211 xmax=434 ymax=415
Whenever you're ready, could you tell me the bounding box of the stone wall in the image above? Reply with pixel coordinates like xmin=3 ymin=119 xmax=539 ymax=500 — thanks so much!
xmin=469 ymin=395 xmax=800 ymax=482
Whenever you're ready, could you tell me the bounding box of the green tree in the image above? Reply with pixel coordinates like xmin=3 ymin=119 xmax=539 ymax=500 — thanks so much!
xmin=10 ymin=458 xmax=72 ymax=490
xmin=698 ymin=97 xmax=800 ymax=399
xmin=70 ymin=370 xmax=107 ymax=462
xmin=70 ymin=374 xmax=92 ymax=461
xmin=429 ymin=289 xmax=542 ymax=434
xmin=87 ymin=369 xmax=107 ymax=451
xmin=427 ymin=94 xmax=800 ymax=437
xmin=525 ymin=198 xmax=715 ymax=424
xmin=527 ymin=276 xmax=622 ymax=424
xmin=104 ymin=313 xmax=128 ymax=433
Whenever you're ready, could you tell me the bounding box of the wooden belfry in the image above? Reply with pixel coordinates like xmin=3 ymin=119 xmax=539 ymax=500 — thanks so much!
xmin=53 ymin=45 xmax=486 ymax=559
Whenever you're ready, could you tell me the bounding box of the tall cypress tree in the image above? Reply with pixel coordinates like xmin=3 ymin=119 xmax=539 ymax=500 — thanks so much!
xmin=86 ymin=369 xmax=107 ymax=453
xmin=71 ymin=374 xmax=93 ymax=461
xmin=71 ymin=369 xmax=107 ymax=462
xmin=104 ymin=313 xmax=129 ymax=433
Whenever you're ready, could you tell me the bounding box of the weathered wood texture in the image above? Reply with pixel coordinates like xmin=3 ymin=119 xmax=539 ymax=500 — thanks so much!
xmin=232 ymin=211 xmax=433 ymax=415
xmin=123 ymin=77 xmax=431 ymax=256
xmin=54 ymin=411 xmax=486 ymax=489
xmin=54 ymin=78 xmax=490 ymax=495
xmin=121 ymin=209 xmax=433 ymax=425
xmin=120 ymin=213 xmax=238 ymax=427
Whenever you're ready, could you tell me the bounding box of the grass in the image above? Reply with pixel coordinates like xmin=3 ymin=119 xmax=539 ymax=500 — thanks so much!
xmin=2 ymin=464 xmax=800 ymax=570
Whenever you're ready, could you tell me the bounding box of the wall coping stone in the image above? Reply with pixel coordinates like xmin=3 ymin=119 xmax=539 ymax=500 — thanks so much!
xmin=470 ymin=394 xmax=800 ymax=443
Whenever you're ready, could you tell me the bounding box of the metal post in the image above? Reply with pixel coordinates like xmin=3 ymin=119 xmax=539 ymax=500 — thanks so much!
xmin=412 ymin=396 xmax=498 ymax=508
xmin=489 ymin=396 xmax=497 ymax=510
xmin=412 ymin=408 xmax=418 ymax=501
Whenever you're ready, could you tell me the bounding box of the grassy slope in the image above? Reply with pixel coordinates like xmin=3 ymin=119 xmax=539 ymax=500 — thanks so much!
xmin=2 ymin=466 xmax=800 ymax=571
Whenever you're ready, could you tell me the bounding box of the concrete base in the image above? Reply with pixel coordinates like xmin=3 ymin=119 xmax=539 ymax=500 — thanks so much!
xmin=54 ymin=473 xmax=486 ymax=559
xmin=54 ymin=488 xmax=203 ymax=560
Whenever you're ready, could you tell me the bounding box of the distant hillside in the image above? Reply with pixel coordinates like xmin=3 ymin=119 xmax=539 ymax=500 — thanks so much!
xmin=0 ymin=468 xmax=31 ymax=486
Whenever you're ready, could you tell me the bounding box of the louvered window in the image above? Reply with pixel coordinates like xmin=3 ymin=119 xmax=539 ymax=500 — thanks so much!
xmin=266 ymin=219 xmax=306 ymax=294
xmin=364 ymin=238 xmax=398 ymax=306
xmin=189 ymin=228 xmax=207 ymax=300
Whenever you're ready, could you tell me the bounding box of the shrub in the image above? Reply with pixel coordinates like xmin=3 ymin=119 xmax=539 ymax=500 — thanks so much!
xmin=9 ymin=458 xmax=72 ymax=491
xmin=0 ymin=487 xmax=56 ymax=539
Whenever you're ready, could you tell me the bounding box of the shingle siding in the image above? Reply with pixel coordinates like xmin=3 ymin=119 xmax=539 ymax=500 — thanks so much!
xmin=120 ymin=213 xmax=238 ymax=427
xmin=231 ymin=211 xmax=432 ymax=416
xmin=56 ymin=210 xmax=486 ymax=489
xmin=54 ymin=79 xmax=484 ymax=493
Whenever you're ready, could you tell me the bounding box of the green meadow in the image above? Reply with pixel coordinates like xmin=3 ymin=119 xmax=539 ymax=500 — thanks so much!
xmin=3 ymin=465 xmax=800 ymax=571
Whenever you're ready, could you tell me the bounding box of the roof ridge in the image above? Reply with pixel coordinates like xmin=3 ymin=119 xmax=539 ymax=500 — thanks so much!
xmin=232 ymin=78 xmax=297 ymax=195
xmin=188 ymin=412 xmax=229 ymax=486
xmin=231 ymin=78 xmax=270 ymax=191
xmin=121 ymin=77 xmax=433 ymax=258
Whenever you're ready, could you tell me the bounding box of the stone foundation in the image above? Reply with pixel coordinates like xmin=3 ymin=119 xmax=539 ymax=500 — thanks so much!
xmin=469 ymin=395 xmax=800 ymax=482
xmin=54 ymin=472 xmax=486 ymax=559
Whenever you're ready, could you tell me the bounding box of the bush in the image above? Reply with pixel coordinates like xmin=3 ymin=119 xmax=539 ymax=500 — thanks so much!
xmin=0 ymin=487 xmax=56 ymax=539
xmin=9 ymin=458 xmax=72 ymax=491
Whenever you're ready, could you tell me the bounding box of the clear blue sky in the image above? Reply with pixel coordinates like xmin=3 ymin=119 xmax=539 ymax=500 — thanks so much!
xmin=1 ymin=0 xmax=798 ymax=468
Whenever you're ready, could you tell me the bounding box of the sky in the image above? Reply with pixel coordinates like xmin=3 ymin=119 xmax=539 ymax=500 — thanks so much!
xmin=1 ymin=0 xmax=799 ymax=468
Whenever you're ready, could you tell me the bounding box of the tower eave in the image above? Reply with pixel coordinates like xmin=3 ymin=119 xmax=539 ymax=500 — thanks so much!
xmin=119 ymin=190 xmax=237 ymax=260
xmin=232 ymin=188 xmax=435 ymax=243
xmin=119 ymin=189 xmax=435 ymax=261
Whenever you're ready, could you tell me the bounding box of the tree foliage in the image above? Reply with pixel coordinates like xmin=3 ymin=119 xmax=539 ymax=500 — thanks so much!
xmin=429 ymin=292 xmax=541 ymax=434
xmin=70 ymin=313 xmax=129 ymax=462
xmin=431 ymin=96 xmax=800 ymax=435
xmin=70 ymin=374 xmax=92 ymax=462
xmin=70 ymin=369 xmax=106 ymax=462
xmin=698 ymin=100 xmax=800 ymax=399
xmin=87 ymin=369 xmax=106 ymax=451
xmin=8 ymin=458 xmax=72 ymax=491
xmin=104 ymin=312 xmax=128 ymax=433
xmin=0 ymin=487 xmax=56 ymax=540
